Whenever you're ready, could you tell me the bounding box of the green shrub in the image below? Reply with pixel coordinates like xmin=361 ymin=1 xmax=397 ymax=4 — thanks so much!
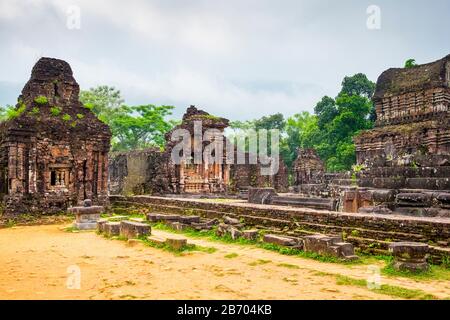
xmin=62 ymin=114 xmax=72 ymax=121
xmin=6 ymin=103 xmax=26 ymax=120
xmin=30 ymin=107 xmax=40 ymax=115
xmin=76 ymin=113 xmax=84 ymax=119
xmin=50 ymin=106 xmax=62 ymax=116
xmin=83 ymin=103 xmax=94 ymax=110
xmin=34 ymin=96 xmax=48 ymax=105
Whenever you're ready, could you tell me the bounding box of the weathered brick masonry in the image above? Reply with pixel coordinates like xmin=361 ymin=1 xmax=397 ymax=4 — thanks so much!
xmin=110 ymin=195 xmax=450 ymax=262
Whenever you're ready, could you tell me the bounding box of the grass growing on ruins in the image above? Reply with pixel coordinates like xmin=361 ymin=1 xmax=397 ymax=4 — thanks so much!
xmin=63 ymin=226 xmax=80 ymax=233
xmin=139 ymin=236 xmax=217 ymax=256
xmin=0 ymin=214 xmax=73 ymax=229
xmin=150 ymin=222 xmax=365 ymax=265
xmin=335 ymin=275 xmax=437 ymax=300
xmin=381 ymin=262 xmax=450 ymax=282
xmin=224 ymin=253 xmax=239 ymax=259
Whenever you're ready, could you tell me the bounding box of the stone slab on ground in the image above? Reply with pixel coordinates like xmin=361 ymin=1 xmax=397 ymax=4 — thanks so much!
xmin=179 ymin=216 xmax=201 ymax=224
xmin=147 ymin=235 xmax=188 ymax=250
xmin=147 ymin=235 xmax=166 ymax=246
xmin=104 ymin=222 xmax=121 ymax=237
xmin=223 ymin=216 xmax=240 ymax=225
xmin=146 ymin=213 xmax=181 ymax=222
xmin=73 ymin=222 xmax=98 ymax=230
xmin=166 ymin=238 xmax=188 ymax=250
xmin=242 ymin=230 xmax=259 ymax=241
xmin=303 ymin=234 xmax=358 ymax=260
xmin=97 ymin=219 xmax=109 ymax=233
xmin=167 ymin=221 xmax=191 ymax=231
xmin=120 ymin=221 xmax=151 ymax=239
xmin=263 ymin=234 xmax=297 ymax=247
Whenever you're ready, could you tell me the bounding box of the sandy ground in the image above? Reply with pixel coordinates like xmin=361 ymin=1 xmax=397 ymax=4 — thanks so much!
xmin=0 ymin=224 xmax=449 ymax=300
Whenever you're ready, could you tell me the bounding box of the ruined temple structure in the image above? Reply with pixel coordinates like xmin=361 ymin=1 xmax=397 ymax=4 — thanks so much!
xmin=0 ymin=57 xmax=111 ymax=215
xmin=292 ymin=148 xmax=326 ymax=196
xmin=165 ymin=106 xmax=231 ymax=193
xmin=351 ymin=54 xmax=450 ymax=216
xmin=109 ymin=106 xmax=288 ymax=196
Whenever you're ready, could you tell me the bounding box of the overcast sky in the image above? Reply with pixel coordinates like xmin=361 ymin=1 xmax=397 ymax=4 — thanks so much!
xmin=1 ymin=0 xmax=449 ymax=120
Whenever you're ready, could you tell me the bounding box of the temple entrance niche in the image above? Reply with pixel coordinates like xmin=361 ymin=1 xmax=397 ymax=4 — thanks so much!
xmin=48 ymin=165 xmax=70 ymax=190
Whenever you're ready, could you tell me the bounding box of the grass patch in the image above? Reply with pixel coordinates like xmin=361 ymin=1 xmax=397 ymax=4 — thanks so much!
xmin=34 ymin=96 xmax=48 ymax=105
xmin=152 ymin=222 xmax=366 ymax=265
xmin=64 ymin=226 xmax=80 ymax=233
xmin=335 ymin=275 xmax=437 ymax=300
xmin=278 ymin=263 xmax=300 ymax=269
xmin=248 ymin=259 xmax=271 ymax=266
xmin=382 ymin=262 xmax=450 ymax=281
xmin=138 ymin=235 xmax=215 ymax=256
xmin=224 ymin=253 xmax=239 ymax=259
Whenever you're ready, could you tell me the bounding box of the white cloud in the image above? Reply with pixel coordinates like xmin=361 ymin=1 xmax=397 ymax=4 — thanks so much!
xmin=1 ymin=0 xmax=450 ymax=120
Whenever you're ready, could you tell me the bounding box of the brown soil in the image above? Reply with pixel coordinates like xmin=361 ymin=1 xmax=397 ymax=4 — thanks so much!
xmin=0 ymin=224 xmax=448 ymax=300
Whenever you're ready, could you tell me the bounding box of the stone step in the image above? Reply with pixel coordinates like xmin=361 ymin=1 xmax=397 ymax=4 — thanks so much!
xmin=147 ymin=235 xmax=188 ymax=250
xmin=120 ymin=221 xmax=151 ymax=239
xmin=271 ymin=197 xmax=335 ymax=210
xmin=263 ymin=234 xmax=298 ymax=247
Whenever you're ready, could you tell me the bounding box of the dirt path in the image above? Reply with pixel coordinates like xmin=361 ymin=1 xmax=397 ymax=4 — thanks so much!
xmin=0 ymin=224 xmax=448 ymax=300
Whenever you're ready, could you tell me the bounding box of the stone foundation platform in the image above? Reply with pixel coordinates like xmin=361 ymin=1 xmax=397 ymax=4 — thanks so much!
xmin=110 ymin=195 xmax=450 ymax=263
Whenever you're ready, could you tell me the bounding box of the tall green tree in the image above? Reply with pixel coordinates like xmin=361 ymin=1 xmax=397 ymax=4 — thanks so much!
xmin=109 ymin=104 xmax=175 ymax=151
xmin=80 ymin=85 xmax=175 ymax=151
xmin=311 ymin=74 xmax=375 ymax=171
xmin=79 ymin=85 xmax=124 ymax=124
xmin=281 ymin=112 xmax=320 ymax=168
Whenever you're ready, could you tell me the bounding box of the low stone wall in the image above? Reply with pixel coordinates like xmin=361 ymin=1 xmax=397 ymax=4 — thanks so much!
xmin=110 ymin=195 xmax=450 ymax=263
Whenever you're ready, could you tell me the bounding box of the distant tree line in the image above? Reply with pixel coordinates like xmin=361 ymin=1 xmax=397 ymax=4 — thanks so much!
xmin=0 ymin=73 xmax=375 ymax=168
xmin=229 ymin=73 xmax=376 ymax=172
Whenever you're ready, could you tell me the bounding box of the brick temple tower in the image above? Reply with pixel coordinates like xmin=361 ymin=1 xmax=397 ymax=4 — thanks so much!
xmin=0 ymin=57 xmax=111 ymax=215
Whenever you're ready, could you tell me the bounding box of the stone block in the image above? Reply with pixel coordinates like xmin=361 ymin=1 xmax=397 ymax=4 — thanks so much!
xmin=248 ymin=187 xmax=277 ymax=204
xmin=216 ymin=223 xmax=230 ymax=237
xmin=229 ymin=227 xmax=242 ymax=240
xmin=180 ymin=216 xmax=201 ymax=224
xmin=147 ymin=235 xmax=166 ymax=246
xmin=120 ymin=221 xmax=151 ymax=239
xmin=191 ymin=222 xmax=213 ymax=231
xmin=166 ymin=238 xmax=188 ymax=250
xmin=146 ymin=213 xmax=181 ymax=223
xmin=104 ymin=222 xmax=121 ymax=237
xmin=223 ymin=216 xmax=240 ymax=225
xmin=389 ymin=242 xmax=429 ymax=272
xmin=97 ymin=219 xmax=108 ymax=233
xmin=263 ymin=234 xmax=297 ymax=247
xmin=304 ymin=234 xmax=358 ymax=260
xmin=167 ymin=221 xmax=190 ymax=231
xmin=396 ymin=193 xmax=432 ymax=207
xmin=358 ymin=205 xmax=392 ymax=215
xmin=73 ymin=222 xmax=97 ymax=230
xmin=205 ymin=218 xmax=219 ymax=226
xmin=242 ymin=230 xmax=259 ymax=241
